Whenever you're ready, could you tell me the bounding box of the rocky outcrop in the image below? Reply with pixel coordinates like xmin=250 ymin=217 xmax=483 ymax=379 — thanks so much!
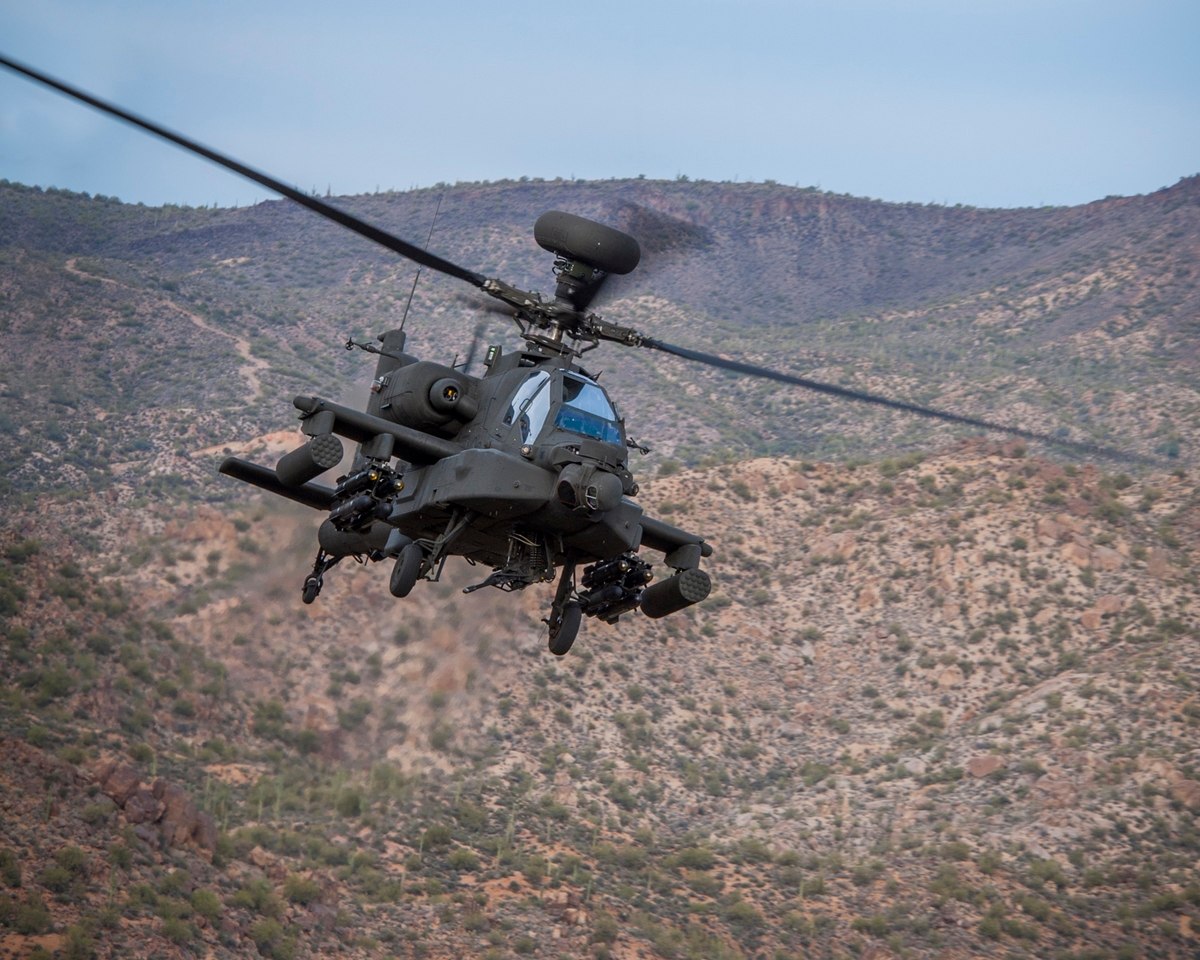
xmin=91 ymin=758 xmax=217 ymax=859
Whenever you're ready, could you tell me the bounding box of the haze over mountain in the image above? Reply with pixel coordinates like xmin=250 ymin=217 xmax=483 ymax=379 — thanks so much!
xmin=0 ymin=177 xmax=1197 ymax=958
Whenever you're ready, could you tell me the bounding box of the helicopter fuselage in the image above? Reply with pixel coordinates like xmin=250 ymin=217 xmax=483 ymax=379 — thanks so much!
xmin=219 ymin=325 xmax=712 ymax=652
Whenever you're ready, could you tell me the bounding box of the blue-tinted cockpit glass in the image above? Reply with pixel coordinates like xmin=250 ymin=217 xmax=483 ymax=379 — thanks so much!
xmin=556 ymin=375 xmax=622 ymax=444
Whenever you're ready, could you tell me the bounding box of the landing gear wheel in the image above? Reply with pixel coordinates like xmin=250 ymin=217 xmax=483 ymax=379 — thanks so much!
xmin=302 ymin=548 xmax=338 ymax=605
xmin=548 ymin=601 xmax=582 ymax=657
xmin=389 ymin=543 xmax=423 ymax=599
xmin=302 ymin=577 xmax=321 ymax=605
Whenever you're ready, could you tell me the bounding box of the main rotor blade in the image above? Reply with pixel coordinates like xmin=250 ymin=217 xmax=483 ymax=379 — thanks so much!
xmin=0 ymin=53 xmax=487 ymax=288
xmin=642 ymin=338 xmax=1148 ymax=463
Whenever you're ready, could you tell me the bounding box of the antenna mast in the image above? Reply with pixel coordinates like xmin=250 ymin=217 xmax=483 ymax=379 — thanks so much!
xmin=399 ymin=192 xmax=444 ymax=332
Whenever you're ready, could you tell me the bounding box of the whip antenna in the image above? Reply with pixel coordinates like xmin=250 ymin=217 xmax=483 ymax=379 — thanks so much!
xmin=399 ymin=192 xmax=444 ymax=332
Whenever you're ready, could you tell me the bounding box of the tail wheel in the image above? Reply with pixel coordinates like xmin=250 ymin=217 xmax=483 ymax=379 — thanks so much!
xmin=302 ymin=577 xmax=321 ymax=605
xmin=389 ymin=543 xmax=423 ymax=598
xmin=548 ymin=601 xmax=582 ymax=656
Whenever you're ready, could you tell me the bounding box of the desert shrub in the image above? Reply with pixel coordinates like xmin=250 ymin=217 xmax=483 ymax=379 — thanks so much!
xmin=447 ymin=848 xmax=479 ymax=872
xmin=282 ymin=874 xmax=320 ymax=905
xmin=0 ymin=850 xmax=20 ymax=887
xmin=190 ymin=888 xmax=222 ymax=922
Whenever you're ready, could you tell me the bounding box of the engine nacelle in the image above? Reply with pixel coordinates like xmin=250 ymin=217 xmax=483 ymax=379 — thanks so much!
xmin=376 ymin=361 xmax=478 ymax=437
xmin=428 ymin=377 xmax=479 ymax=421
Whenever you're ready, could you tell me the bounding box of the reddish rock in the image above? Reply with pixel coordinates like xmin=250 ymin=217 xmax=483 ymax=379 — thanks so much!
xmin=1034 ymin=776 xmax=1077 ymax=809
xmin=1038 ymin=464 xmax=1067 ymax=484
xmin=1170 ymin=780 xmax=1200 ymax=811
xmin=937 ymin=665 xmax=965 ymax=689
xmin=1146 ymin=549 xmax=1179 ymax=580
xmin=90 ymin=757 xmax=118 ymax=786
xmin=967 ymin=755 xmax=1005 ymax=778
xmin=1092 ymin=545 xmax=1125 ymax=571
xmin=133 ymin=824 xmax=160 ymax=847
xmin=1065 ymin=497 xmax=1092 ymax=518
xmin=192 ymin=811 xmax=218 ymax=857
xmin=1082 ymin=594 xmax=1126 ymax=629
xmin=155 ymin=779 xmax=201 ymax=846
xmin=1036 ymin=518 xmax=1068 ymax=543
xmin=1061 ymin=542 xmax=1091 ymax=568
xmin=1094 ymin=595 xmax=1125 ymax=616
xmin=124 ymin=787 xmax=165 ymax=824
xmin=101 ymin=764 xmax=142 ymax=805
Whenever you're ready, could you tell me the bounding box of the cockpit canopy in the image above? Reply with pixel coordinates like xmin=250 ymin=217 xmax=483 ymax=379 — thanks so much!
xmin=503 ymin=370 xmax=622 ymax=446
xmin=557 ymin=373 xmax=622 ymax=444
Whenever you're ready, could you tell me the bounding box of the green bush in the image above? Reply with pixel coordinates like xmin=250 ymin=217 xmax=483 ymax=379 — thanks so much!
xmin=334 ymin=788 xmax=363 ymax=818
xmin=0 ymin=849 xmax=20 ymax=887
xmin=421 ymin=825 xmax=453 ymax=849
xmin=15 ymin=893 xmax=51 ymax=934
xmin=161 ymin=916 xmax=194 ymax=945
xmin=283 ymin=874 xmax=320 ymax=905
xmin=592 ymin=911 xmax=619 ymax=943
xmin=62 ymin=922 xmax=96 ymax=960
xmin=722 ymin=897 xmax=763 ymax=928
xmin=190 ymin=888 xmax=222 ymax=922
xmin=232 ymin=878 xmax=282 ymax=918
xmin=250 ymin=917 xmax=296 ymax=959
xmin=671 ymin=846 xmax=717 ymax=870
xmin=38 ymin=864 xmax=74 ymax=893
xmin=447 ymin=848 xmax=479 ymax=872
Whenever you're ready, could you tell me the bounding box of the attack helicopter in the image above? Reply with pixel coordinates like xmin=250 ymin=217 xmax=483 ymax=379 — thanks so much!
xmin=0 ymin=55 xmax=1140 ymax=655
xmin=224 ymin=209 xmax=717 ymax=656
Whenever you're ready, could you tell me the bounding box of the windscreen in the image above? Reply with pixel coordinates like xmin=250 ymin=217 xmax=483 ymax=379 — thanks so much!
xmin=555 ymin=374 xmax=622 ymax=444
xmin=504 ymin=371 xmax=552 ymax=443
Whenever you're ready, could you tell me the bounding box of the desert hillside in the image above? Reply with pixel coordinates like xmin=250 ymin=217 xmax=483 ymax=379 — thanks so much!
xmin=1 ymin=174 xmax=1197 ymax=498
xmin=1 ymin=178 xmax=1198 ymax=958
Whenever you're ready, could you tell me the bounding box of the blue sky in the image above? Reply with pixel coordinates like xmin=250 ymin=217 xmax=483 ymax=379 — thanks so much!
xmin=1 ymin=0 xmax=1197 ymax=209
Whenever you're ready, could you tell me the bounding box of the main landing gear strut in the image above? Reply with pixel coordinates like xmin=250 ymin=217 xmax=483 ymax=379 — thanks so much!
xmin=544 ymin=552 xmax=655 ymax=656
xmin=546 ymin=563 xmax=582 ymax=656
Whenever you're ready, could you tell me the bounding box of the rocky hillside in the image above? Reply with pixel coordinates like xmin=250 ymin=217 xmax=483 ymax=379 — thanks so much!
xmin=1 ymin=441 xmax=1197 ymax=958
xmin=1 ymin=177 xmax=1198 ymax=958
xmin=1 ymin=174 xmax=1197 ymax=502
